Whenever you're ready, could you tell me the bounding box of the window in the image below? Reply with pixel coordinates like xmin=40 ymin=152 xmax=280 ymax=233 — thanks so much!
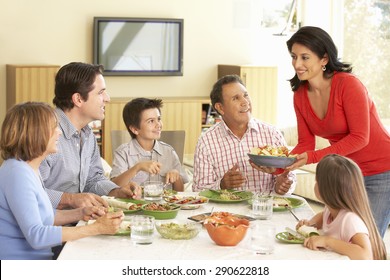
xmin=343 ymin=0 xmax=390 ymax=125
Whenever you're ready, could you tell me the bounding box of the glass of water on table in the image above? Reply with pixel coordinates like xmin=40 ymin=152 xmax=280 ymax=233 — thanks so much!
xmin=129 ymin=215 xmax=155 ymax=245
xmin=142 ymin=181 xmax=164 ymax=201
xmin=251 ymin=192 xmax=273 ymax=220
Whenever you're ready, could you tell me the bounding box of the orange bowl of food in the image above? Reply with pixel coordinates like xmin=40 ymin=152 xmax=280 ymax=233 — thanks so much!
xmin=203 ymin=212 xmax=250 ymax=246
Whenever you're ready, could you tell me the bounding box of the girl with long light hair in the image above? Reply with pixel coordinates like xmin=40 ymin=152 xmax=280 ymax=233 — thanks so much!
xmin=297 ymin=154 xmax=387 ymax=260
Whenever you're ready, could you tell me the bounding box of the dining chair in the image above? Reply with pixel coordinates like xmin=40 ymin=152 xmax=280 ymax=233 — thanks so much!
xmin=110 ymin=130 xmax=186 ymax=164
xmin=110 ymin=130 xmax=131 ymax=157
xmin=160 ymin=130 xmax=185 ymax=164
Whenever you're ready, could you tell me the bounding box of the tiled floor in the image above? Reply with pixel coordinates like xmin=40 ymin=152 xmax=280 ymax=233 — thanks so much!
xmin=307 ymin=199 xmax=390 ymax=257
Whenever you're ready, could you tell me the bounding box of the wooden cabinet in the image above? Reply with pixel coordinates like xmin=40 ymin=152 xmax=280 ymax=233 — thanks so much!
xmin=6 ymin=64 xmax=60 ymax=110
xmin=102 ymin=97 xmax=210 ymax=165
xmin=89 ymin=121 xmax=104 ymax=157
xmin=6 ymin=65 xmax=106 ymax=157
xmin=218 ymin=65 xmax=278 ymax=125
xmin=201 ymin=103 xmax=220 ymax=132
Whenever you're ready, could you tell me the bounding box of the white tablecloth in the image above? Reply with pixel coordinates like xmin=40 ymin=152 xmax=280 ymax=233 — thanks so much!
xmin=58 ymin=193 xmax=348 ymax=260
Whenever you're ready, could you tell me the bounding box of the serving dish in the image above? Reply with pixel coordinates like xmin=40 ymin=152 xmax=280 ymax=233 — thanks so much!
xmin=247 ymin=153 xmax=296 ymax=168
xmin=155 ymin=221 xmax=201 ymax=240
xmin=199 ymin=189 xmax=253 ymax=203
xmin=141 ymin=203 xmax=180 ymax=220
xmin=203 ymin=212 xmax=250 ymax=246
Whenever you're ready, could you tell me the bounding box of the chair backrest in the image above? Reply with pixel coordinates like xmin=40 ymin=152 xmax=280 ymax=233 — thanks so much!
xmin=110 ymin=130 xmax=185 ymax=164
xmin=160 ymin=130 xmax=185 ymax=164
xmin=110 ymin=130 xmax=131 ymax=157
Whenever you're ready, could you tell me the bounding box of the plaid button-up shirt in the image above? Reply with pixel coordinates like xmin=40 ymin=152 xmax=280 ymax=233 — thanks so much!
xmin=193 ymin=118 xmax=296 ymax=193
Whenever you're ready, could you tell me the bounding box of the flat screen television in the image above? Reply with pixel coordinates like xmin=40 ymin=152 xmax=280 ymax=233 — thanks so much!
xmin=93 ymin=17 xmax=184 ymax=76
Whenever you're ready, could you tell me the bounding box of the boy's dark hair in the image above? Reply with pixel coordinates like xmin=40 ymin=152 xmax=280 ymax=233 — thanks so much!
xmin=53 ymin=62 xmax=104 ymax=110
xmin=123 ymin=98 xmax=163 ymax=138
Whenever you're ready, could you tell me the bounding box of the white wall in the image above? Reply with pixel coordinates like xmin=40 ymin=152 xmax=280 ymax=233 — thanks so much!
xmin=1 ymin=0 xmax=330 ymax=128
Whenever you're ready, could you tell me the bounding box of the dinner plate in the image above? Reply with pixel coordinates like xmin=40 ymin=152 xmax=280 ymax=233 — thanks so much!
xmin=273 ymin=197 xmax=305 ymax=211
xmin=115 ymin=228 xmax=131 ymax=236
xmin=163 ymin=195 xmax=209 ymax=210
xmin=275 ymin=232 xmax=304 ymax=244
xmin=247 ymin=153 xmax=296 ymax=168
xmin=199 ymin=189 xmax=253 ymax=203
xmin=115 ymin=198 xmax=146 ymax=214
xmin=163 ymin=189 xmax=178 ymax=197
xmin=248 ymin=197 xmax=305 ymax=212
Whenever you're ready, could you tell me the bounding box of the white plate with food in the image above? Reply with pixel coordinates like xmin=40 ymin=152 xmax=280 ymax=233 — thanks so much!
xmin=163 ymin=195 xmax=209 ymax=209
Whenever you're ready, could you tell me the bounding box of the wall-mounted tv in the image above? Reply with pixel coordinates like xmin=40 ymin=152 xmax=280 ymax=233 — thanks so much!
xmin=93 ymin=17 xmax=184 ymax=76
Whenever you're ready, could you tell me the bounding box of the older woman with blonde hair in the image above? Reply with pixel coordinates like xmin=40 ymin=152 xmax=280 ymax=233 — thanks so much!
xmin=0 ymin=102 xmax=123 ymax=260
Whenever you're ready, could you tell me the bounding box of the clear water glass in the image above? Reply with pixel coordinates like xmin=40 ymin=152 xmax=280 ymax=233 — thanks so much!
xmin=252 ymin=193 xmax=273 ymax=220
xmin=250 ymin=223 xmax=275 ymax=255
xmin=129 ymin=215 xmax=155 ymax=245
xmin=142 ymin=181 xmax=164 ymax=201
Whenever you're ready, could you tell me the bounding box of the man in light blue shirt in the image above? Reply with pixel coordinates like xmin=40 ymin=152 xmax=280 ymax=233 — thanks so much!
xmin=40 ymin=62 xmax=141 ymax=209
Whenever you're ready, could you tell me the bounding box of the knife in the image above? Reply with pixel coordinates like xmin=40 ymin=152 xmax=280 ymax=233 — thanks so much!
xmin=285 ymin=227 xmax=306 ymax=241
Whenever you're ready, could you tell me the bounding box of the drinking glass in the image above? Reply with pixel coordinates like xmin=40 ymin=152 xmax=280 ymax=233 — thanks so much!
xmin=129 ymin=215 xmax=155 ymax=245
xmin=142 ymin=181 xmax=164 ymax=201
xmin=252 ymin=193 xmax=273 ymax=220
xmin=250 ymin=222 xmax=275 ymax=255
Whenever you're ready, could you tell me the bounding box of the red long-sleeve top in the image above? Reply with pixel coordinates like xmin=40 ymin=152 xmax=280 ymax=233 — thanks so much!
xmin=290 ymin=72 xmax=390 ymax=176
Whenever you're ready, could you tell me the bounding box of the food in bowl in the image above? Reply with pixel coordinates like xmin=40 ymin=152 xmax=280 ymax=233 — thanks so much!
xmin=250 ymin=145 xmax=295 ymax=157
xmin=203 ymin=212 xmax=250 ymax=246
xmin=248 ymin=145 xmax=297 ymax=168
xmin=155 ymin=221 xmax=201 ymax=240
xmin=141 ymin=202 xmax=180 ymax=220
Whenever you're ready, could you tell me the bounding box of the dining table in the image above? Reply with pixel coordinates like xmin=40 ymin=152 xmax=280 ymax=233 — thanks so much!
xmin=57 ymin=192 xmax=348 ymax=260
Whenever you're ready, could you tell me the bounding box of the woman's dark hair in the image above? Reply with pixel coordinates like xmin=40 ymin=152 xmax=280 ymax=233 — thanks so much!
xmin=123 ymin=98 xmax=163 ymax=138
xmin=210 ymin=74 xmax=245 ymax=114
xmin=286 ymin=26 xmax=352 ymax=91
xmin=53 ymin=62 xmax=104 ymax=110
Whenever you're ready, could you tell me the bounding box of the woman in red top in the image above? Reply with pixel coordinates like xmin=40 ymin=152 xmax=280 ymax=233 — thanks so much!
xmin=285 ymin=26 xmax=390 ymax=238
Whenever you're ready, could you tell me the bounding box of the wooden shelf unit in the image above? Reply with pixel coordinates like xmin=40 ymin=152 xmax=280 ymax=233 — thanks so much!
xmin=6 ymin=64 xmax=60 ymax=110
xmin=218 ymin=65 xmax=278 ymax=125
xmin=6 ymin=65 xmax=106 ymax=157
xmin=89 ymin=120 xmax=104 ymax=157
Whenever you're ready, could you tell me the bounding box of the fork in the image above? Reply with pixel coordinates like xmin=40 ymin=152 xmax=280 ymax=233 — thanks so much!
xmin=285 ymin=205 xmax=300 ymax=221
